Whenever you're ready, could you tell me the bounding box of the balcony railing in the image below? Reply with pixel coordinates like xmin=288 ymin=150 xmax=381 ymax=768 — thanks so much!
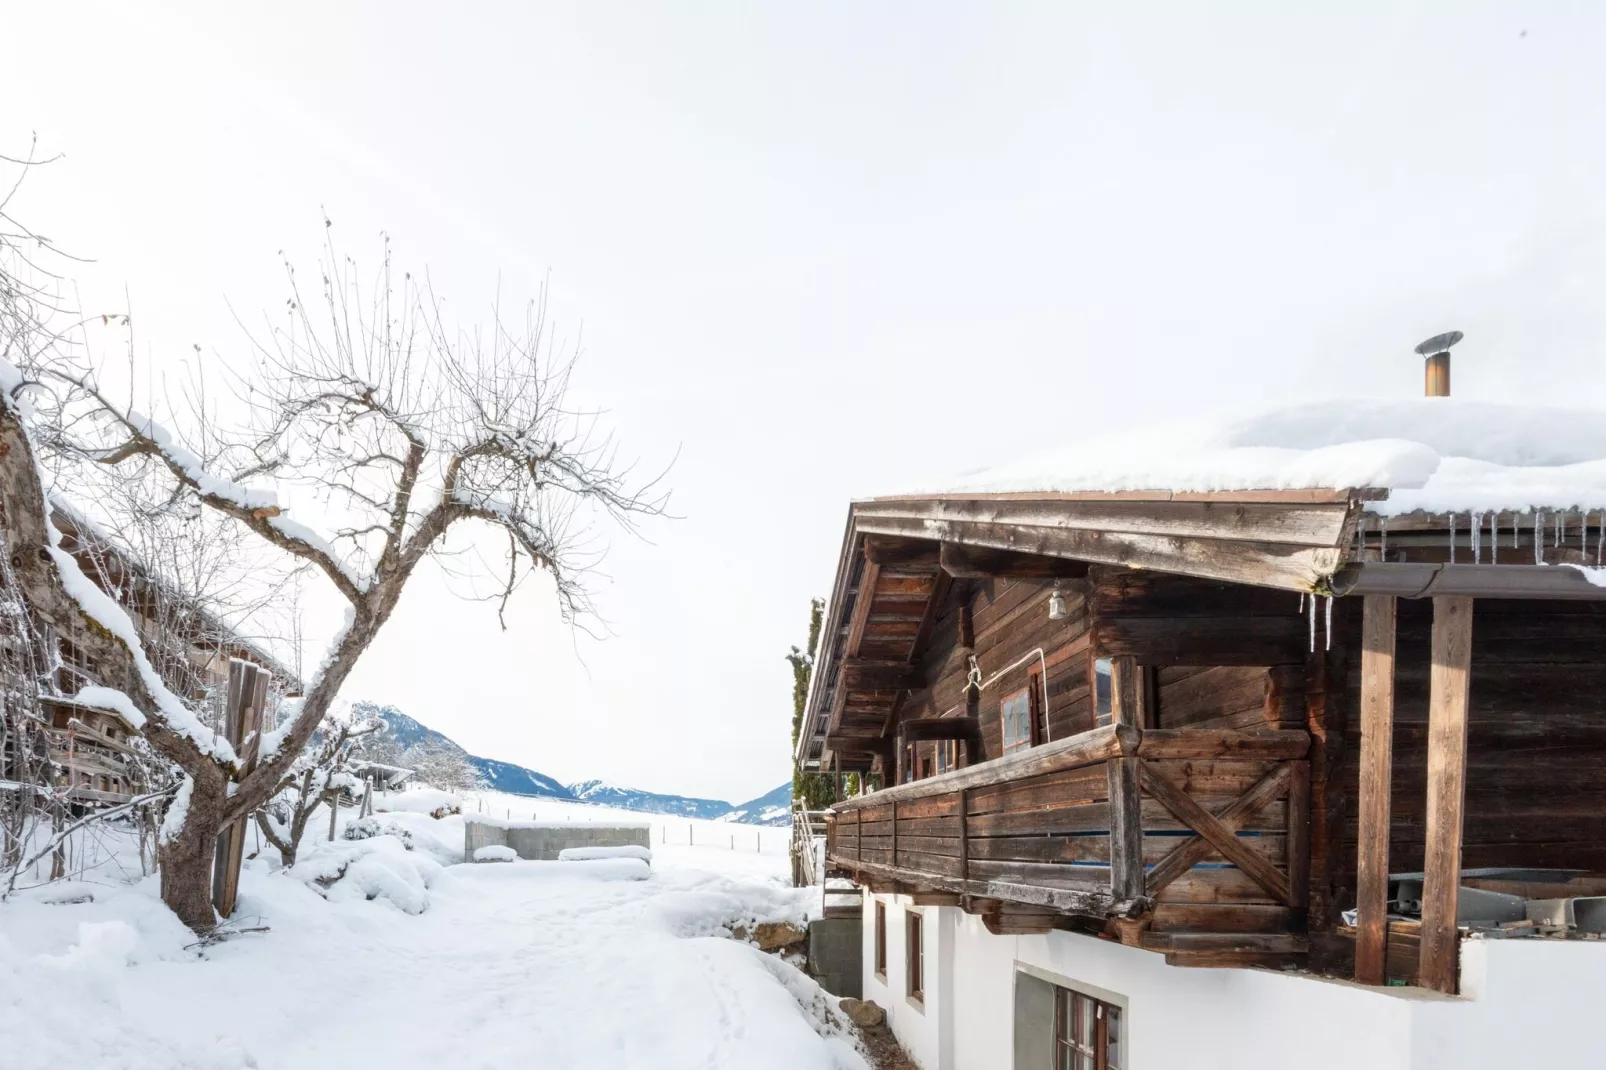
xmin=824 ymin=723 xmax=1310 ymax=931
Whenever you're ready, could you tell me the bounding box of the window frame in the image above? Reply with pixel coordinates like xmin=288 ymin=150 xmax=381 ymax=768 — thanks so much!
xmin=1000 ymin=686 xmax=1033 ymax=754
xmin=873 ymin=900 xmax=887 ymax=980
xmin=1054 ymin=984 xmax=1123 ymax=1070
xmin=1091 ymin=657 xmax=1114 ymax=727
xmin=905 ymin=908 xmax=924 ymax=1005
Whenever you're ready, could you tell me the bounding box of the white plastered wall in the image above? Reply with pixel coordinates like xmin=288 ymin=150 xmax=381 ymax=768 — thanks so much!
xmin=862 ymin=907 xmax=1606 ymax=1070
xmin=862 ymin=893 xmax=956 ymax=1070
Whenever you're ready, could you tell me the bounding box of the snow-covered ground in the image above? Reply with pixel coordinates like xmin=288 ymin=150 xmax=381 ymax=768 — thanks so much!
xmin=0 ymin=790 xmax=861 ymax=1070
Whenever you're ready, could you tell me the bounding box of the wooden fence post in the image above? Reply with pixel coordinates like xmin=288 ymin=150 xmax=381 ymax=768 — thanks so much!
xmin=1355 ymin=594 xmax=1397 ymax=984
xmin=1420 ymin=596 xmax=1473 ymax=994
xmin=214 ymin=660 xmax=267 ymax=918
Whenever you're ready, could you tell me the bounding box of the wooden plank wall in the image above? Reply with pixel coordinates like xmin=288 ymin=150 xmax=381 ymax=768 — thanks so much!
xmin=898 ymin=577 xmax=1094 ymax=769
xmin=1335 ymin=598 xmax=1606 ymax=903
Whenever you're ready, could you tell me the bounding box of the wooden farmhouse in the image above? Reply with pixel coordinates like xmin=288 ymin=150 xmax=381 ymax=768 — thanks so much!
xmin=1 ymin=505 xmax=295 ymax=810
xmin=794 ymin=382 xmax=1606 ymax=1068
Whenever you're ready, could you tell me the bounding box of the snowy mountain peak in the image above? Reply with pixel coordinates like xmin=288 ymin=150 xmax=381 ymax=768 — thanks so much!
xmin=356 ymin=704 xmax=792 ymax=825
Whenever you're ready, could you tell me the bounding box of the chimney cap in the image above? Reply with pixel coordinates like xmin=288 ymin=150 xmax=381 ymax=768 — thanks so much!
xmin=1414 ymin=330 xmax=1464 ymax=357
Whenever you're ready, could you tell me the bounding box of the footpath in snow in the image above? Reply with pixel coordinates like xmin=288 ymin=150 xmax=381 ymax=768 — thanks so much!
xmin=0 ymin=790 xmax=865 ymax=1070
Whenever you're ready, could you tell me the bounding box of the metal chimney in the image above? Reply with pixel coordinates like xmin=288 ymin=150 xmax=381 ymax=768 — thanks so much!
xmin=1414 ymin=330 xmax=1463 ymax=397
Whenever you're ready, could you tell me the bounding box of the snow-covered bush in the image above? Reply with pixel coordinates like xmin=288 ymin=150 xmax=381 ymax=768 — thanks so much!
xmin=341 ymin=816 xmax=414 ymax=850
xmin=286 ymin=837 xmax=441 ymax=914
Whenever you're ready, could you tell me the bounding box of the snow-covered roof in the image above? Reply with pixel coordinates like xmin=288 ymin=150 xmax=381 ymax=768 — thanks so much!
xmin=906 ymin=399 xmax=1606 ymax=517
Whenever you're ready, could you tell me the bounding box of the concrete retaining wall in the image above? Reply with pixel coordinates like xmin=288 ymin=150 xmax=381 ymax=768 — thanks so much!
xmin=464 ymin=818 xmax=651 ymax=862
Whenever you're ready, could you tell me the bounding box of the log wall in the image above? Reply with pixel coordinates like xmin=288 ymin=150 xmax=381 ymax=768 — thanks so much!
xmin=1335 ymin=598 xmax=1606 ymax=901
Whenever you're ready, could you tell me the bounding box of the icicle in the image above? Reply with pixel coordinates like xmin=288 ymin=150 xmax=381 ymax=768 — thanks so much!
xmin=1535 ymin=512 xmax=1544 ymax=565
xmin=1511 ymin=511 xmax=1518 ymax=548
xmin=1471 ymin=512 xmax=1482 ymax=564
xmin=1324 ymin=595 xmax=1333 ymax=651
xmin=1557 ymin=512 xmax=1565 ymax=547
xmin=1490 ymin=512 xmax=1498 ymax=564
xmin=1449 ymin=513 xmax=1456 ymax=564
xmin=1380 ymin=517 xmax=1388 ymax=559
xmin=1308 ymin=594 xmax=1317 ymax=653
xmin=1354 ymin=517 xmax=1365 ymax=556
xmin=1598 ymin=511 xmax=1604 ymax=565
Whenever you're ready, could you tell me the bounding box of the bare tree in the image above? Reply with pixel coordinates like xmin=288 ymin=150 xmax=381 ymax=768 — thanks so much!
xmin=1 ymin=225 xmax=667 ymax=929
xmin=255 ymin=709 xmax=378 ymax=867
xmin=403 ymin=739 xmax=481 ymax=793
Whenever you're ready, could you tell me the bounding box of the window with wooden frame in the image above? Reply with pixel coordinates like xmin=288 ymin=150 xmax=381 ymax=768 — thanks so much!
xmin=934 ymin=738 xmax=958 ymax=774
xmin=874 ymin=900 xmax=887 ymax=979
xmin=1092 ymin=658 xmax=1114 ymax=727
xmin=903 ymin=743 xmax=916 ymax=783
xmin=1054 ymin=985 xmax=1123 ymax=1070
xmin=906 ymin=910 xmax=924 ymax=1004
xmin=1000 ymin=686 xmax=1033 ymax=753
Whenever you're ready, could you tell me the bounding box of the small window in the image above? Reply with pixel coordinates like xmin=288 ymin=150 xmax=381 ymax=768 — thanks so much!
xmin=906 ymin=910 xmax=924 ymax=1004
xmin=934 ymin=739 xmax=957 ymax=774
xmin=1001 ymin=687 xmax=1033 ymax=753
xmin=874 ymin=901 xmax=887 ymax=978
xmin=904 ymin=744 xmax=916 ymax=783
xmin=1093 ymin=658 xmax=1114 ymax=727
xmin=1055 ymin=985 xmax=1122 ymax=1069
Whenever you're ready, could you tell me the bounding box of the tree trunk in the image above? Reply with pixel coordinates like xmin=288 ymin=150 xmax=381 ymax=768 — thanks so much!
xmin=158 ymin=778 xmax=225 ymax=931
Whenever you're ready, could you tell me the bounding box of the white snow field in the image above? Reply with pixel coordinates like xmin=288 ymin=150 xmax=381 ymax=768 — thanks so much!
xmin=0 ymin=790 xmax=863 ymax=1070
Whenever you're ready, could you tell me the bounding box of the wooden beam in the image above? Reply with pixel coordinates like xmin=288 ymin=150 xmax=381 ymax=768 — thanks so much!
xmin=832 ymin=723 xmax=1133 ymax=811
xmin=839 ymin=657 xmax=920 ymax=691
xmin=909 ymin=892 xmax=964 ymax=906
xmin=829 ymin=858 xmax=1138 ymax=916
xmin=1135 ymin=729 xmax=1309 ymax=760
xmin=1420 ymin=595 xmax=1473 ymax=995
xmin=853 ymin=499 xmax=1355 ymax=591
xmin=1355 ymin=594 xmax=1398 ymax=986
xmin=939 ymin=541 xmax=1089 ymax=579
xmin=843 ymin=560 xmax=881 ymax=658
xmin=1139 ymin=763 xmax=1293 ymax=906
xmin=863 ymin=534 xmax=940 ymax=568
xmin=1107 ymin=756 xmax=1144 ymax=900
xmin=899 ymin=717 xmax=983 ymax=743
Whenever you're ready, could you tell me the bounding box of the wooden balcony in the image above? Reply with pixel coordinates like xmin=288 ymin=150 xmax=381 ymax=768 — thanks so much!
xmin=825 ymin=723 xmax=1311 ymax=952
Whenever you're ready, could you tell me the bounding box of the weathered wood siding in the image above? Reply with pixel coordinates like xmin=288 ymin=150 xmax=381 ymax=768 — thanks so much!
xmin=1336 ymin=598 xmax=1606 ymax=895
xmin=897 ymin=577 xmax=1093 ymax=767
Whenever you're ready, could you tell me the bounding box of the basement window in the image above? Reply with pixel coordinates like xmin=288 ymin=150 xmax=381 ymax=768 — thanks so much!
xmin=1001 ymin=687 xmax=1034 ymax=754
xmin=1055 ymin=985 xmax=1123 ymax=1070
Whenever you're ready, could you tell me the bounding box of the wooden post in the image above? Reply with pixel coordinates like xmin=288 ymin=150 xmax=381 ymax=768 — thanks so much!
xmin=1420 ymin=596 xmax=1473 ymax=994
xmin=1106 ymin=656 xmax=1146 ymax=899
xmin=1110 ymin=655 xmax=1144 ymax=728
xmin=1287 ymin=759 xmax=1311 ymax=930
xmin=890 ymin=800 xmax=898 ymax=869
xmin=958 ymin=787 xmax=970 ymax=883
xmin=1107 ymin=756 xmax=1144 ymax=900
xmin=214 ymin=661 xmax=267 ymax=918
xmin=1355 ymin=595 xmax=1397 ymax=984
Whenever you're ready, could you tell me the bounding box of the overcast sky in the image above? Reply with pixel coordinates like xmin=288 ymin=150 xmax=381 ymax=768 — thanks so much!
xmin=7 ymin=3 xmax=1606 ymax=802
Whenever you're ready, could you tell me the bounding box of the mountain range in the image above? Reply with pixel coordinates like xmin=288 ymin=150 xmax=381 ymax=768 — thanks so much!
xmin=356 ymin=703 xmax=791 ymax=826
